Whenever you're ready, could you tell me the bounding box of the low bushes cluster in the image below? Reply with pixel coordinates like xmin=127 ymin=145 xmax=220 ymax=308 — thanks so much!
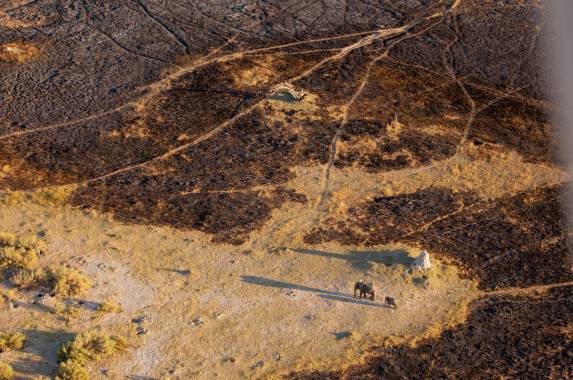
xmin=56 ymin=331 xmax=126 ymax=380
xmin=0 ymin=362 xmax=14 ymax=380
xmin=0 ymin=332 xmax=25 ymax=353
xmin=0 ymin=232 xmax=91 ymax=297
xmin=96 ymin=301 xmax=122 ymax=313
xmin=0 ymin=332 xmax=24 ymax=380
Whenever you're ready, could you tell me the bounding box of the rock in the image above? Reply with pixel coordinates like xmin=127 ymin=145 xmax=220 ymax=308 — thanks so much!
xmin=136 ymin=327 xmax=147 ymax=335
xmin=191 ymin=318 xmax=205 ymax=327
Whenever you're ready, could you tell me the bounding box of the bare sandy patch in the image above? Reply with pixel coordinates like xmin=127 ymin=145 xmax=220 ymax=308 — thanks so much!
xmin=232 ymin=55 xmax=278 ymax=87
xmin=0 ymin=9 xmax=46 ymax=29
xmin=0 ymin=191 xmax=475 ymax=379
xmin=290 ymin=149 xmax=568 ymax=212
xmin=0 ymin=42 xmax=39 ymax=63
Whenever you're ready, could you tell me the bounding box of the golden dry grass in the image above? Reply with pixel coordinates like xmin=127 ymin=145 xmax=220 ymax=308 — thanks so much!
xmin=0 ymin=42 xmax=39 ymax=63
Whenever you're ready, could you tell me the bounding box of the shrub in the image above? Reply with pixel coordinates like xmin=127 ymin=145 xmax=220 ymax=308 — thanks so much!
xmin=56 ymin=360 xmax=88 ymax=380
xmin=53 ymin=302 xmax=81 ymax=322
xmin=9 ymin=268 xmax=47 ymax=289
xmin=0 ymin=232 xmax=16 ymax=247
xmin=0 ymin=290 xmax=15 ymax=304
xmin=0 ymin=246 xmax=39 ymax=271
xmin=0 ymin=332 xmax=25 ymax=352
xmin=16 ymin=235 xmax=46 ymax=252
xmin=47 ymin=267 xmax=91 ymax=298
xmin=0 ymin=232 xmax=91 ymax=297
xmin=0 ymin=362 xmax=14 ymax=380
xmin=57 ymin=331 xmax=126 ymax=366
xmin=96 ymin=301 xmax=122 ymax=313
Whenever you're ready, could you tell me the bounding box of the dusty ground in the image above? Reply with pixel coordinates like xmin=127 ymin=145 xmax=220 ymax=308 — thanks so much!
xmin=0 ymin=0 xmax=571 ymax=379
xmin=0 ymin=171 xmax=477 ymax=379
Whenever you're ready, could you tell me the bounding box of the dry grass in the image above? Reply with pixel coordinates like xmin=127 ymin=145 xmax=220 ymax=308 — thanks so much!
xmin=0 ymin=362 xmax=14 ymax=380
xmin=0 ymin=332 xmax=26 ymax=352
xmin=0 ymin=231 xmax=91 ymax=297
xmin=231 ymin=55 xmax=277 ymax=87
xmin=0 ymin=42 xmax=39 ymax=63
xmin=0 ymin=128 xmax=566 ymax=378
xmin=56 ymin=331 xmax=126 ymax=380
xmin=97 ymin=301 xmax=122 ymax=313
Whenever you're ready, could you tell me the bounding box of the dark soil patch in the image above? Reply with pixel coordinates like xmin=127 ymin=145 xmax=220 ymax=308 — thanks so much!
xmin=290 ymin=285 xmax=573 ymax=379
xmin=305 ymin=186 xmax=573 ymax=290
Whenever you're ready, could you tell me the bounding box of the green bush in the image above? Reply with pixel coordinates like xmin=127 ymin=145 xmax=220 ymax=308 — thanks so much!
xmin=0 ymin=332 xmax=26 ymax=352
xmin=56 ymin=360 xmax=88 ymax=380
xmin=0 ymin=362 xmax=14 ymax=380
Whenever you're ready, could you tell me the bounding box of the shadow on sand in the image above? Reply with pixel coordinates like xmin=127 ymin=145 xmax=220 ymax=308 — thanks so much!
xmin=289 ymin=248 xmax=414 ymax=271
xmin=10 ymin=329 xmax=75 ymax=378
xmin=240 ymin=276 xmax=391 ymax=308
xmin=155 ymin=268 xmax=191 ymax=276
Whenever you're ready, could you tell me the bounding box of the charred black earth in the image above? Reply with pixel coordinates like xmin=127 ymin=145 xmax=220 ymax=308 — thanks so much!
xmin=0 ymin=0 xmax=571 ymax=378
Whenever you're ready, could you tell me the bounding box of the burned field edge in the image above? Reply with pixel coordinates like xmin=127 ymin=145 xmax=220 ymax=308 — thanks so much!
xmin=290 ymin=284 xmax=573 ymax=380
xmin=0 ymin=46 xmax=557 ymax=244
xmin=305 ymin=185 xmax=573 ymax=290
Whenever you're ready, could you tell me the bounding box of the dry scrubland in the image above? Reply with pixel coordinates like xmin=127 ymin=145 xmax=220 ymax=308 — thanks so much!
xmin=0 ymin=0 xmax=572 ymax=379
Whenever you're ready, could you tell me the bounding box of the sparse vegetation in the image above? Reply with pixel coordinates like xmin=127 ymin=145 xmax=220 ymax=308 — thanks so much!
xmin=0 ymin=232 xmax=90 ymax=296
xmin=48 ymin=267 xmax=91 ymax=298
xmin=53 ymin=302 xmax=81 ymax=322
xmin=55 ymin=359 xmax=88 ymax=380
xmin=97 ymin=301 xmax=122 ymax=313
xmin=0 ymin=362 xmax=14 ymax=380
xmin=56 ymin=331 xmax=126 ymax=379
xmin=0 ymin=234 xmax=40 ymax=271
xmin=0 ymin=332 xmax=26 ymax=352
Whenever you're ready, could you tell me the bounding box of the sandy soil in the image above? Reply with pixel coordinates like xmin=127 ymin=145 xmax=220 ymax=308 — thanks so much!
xmin=1 ymin=144 xmax=565 ymax=379
xmin=0 ymin=194 xmax=474 ymax=379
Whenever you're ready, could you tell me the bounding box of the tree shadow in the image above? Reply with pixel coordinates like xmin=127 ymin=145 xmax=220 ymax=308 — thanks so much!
xmin=289 ymin=248 xmax=414 ymax=271
xmin=240 ymin=276 xmax=388 ymax=308
xmin=12 ymin=300 xmax=53 ymax=314
xmin=10 ymin=329 xmax=75 ymax=378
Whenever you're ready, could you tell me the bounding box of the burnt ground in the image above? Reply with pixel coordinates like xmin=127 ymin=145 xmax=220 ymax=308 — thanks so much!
xmin=305 ymin=185 xmax=573 ymax=291
xmin=1 ymin=0 xmax=571 ymax=378
xmin=0 ymin=0 xmax=557 ymax=244
xmin=292 ymin=284 xmax=573 ymax=380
